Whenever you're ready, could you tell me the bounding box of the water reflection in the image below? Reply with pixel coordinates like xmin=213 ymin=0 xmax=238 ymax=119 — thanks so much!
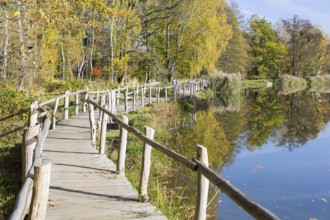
xmin=167 ymin=89 xmax=330 ymax=219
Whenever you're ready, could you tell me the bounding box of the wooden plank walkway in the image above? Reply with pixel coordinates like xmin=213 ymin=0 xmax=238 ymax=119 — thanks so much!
xmin=41 ymin=112 xmax=167 ymax=219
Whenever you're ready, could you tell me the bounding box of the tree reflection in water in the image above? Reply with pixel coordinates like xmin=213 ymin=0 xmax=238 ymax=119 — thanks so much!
xmin=166 ymin=89 xmax=330 ymax=219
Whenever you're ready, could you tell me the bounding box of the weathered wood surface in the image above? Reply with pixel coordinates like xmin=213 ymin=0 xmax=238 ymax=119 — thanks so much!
xmin=41 ymin=113 xmax=166 ymax=219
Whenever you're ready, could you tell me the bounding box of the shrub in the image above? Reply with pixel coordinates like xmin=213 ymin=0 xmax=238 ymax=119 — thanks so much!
xmin=307 ymin=75 xmax=330 ymax=93
xmin=277 ymin=74 xmax=307 ymax=94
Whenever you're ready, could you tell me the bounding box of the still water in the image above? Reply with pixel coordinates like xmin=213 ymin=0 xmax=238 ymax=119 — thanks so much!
xmin=168 ymin=89 xmax=330 ymax=219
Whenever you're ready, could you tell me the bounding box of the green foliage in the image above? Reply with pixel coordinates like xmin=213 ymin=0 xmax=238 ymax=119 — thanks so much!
xmin=243 ymin=90 xmax=285 ymax=148
xmin=209 ymin=72 xmax=241 ymax=112
xmin=277 ymin=74 xmax=307 ymax=94
xmin=247 ymin=15 xmax=288 ymax=79
xmin=241 ymin=79 xmax=272 ymax=89
xmin=210 ymin=71 xmax=241 ymax=91
xmin=307 ymin=75 xmax=330 ymax=93
xmin=0 ymin=84 xmax=33 ymax=219
xmin=217 ymin=2 xmax=249 ymax=74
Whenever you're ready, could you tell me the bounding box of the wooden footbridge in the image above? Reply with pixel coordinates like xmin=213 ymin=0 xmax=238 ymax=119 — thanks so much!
xmin=10 ymin=81 xmax=280 ymax=220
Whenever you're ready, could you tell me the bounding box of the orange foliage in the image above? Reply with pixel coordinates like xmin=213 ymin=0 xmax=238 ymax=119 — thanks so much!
xmin=92 ymin=67 xmax=102 ymax=78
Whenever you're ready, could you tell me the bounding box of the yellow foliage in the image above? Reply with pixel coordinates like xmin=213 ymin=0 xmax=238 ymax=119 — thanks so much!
xmin=178 ymin=110 xmax=230 ymax=166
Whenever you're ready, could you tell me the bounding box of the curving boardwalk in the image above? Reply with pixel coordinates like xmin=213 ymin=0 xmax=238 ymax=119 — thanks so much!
xmin=12 ymin=83 xmax=279 ymax=220
xmin=41 ymin=112 xmax=166 ymax=219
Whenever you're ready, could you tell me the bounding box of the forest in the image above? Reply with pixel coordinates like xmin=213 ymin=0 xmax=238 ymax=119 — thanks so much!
xmin=0 ymin=0 xmax=329 ymax=92
xmin=1 ymin=1 xmax=330 ymax=218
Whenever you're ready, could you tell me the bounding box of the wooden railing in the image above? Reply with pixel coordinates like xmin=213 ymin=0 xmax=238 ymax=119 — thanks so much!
xmin=9 ymin=106 xmax=51 ymax=220
xmin=9 ymin=89 xmax=89 ymax=220
xmin=9 ymin=79 xmax=277 ymax=220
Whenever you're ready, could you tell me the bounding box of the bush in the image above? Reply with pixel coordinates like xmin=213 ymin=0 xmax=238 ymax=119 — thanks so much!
xmin=209 ymin=71 xmax=241 ymax=112
xmin=277 ymin=74 xmax=307 ymax=94
xmin=0 ymin=84 xmax=33 ymax=219
xmin=307 ymin=75 xmax=330 ymax=93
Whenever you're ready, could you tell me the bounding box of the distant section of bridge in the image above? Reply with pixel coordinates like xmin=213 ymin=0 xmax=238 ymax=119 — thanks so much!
xmin=11 ymin=80 xmax=280 ymax=220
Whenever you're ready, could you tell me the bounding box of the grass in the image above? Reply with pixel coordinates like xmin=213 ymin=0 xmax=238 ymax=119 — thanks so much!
xmin=0 ymin=144 xmax=22 ymax=219
xmin=0 ymin=84 xmax=33 ymax=219
xmin=241 ymin=79 xmax=273 ymax=89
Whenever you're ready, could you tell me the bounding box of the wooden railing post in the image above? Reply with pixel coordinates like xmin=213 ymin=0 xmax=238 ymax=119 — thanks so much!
xmin=139 ymin=126 xmax=155 ymax=202
xmin=96 ymin=89 xmax=99 ymax=100
xmin=173 ymin=85 xmax=177 ymax=101
xmin=89 ymin=104 xmax=96 ymax=145
xmin=133 ymin=91 xmax=136 ymax=111
xmin=157 ymin=86 xmax=160 ymax=103
xmin=52 ymin=98 xmax=59 ymax=130
xmin=83 ymin=92 xmax=88 ymax=113
xmin=75 ymin=91 xmax=79 ymax=115
xmin=107 ymin=90 xmax=111 ymax=111
xmin=99 ymin=106 xmax=108 ymax=155
xmin=111 ymin=90 xmax=116 ymax=115
xmin=98 ymin=96 xmax=106 ymax=130
xmin=183 ymin=84 xmax=186 ymax=97
xmin=117 ymin=87 xmax=120 ymax=105
xmin=141 ymin=85 xmax=145 ymax=108
xmin=21 ymin=125 xmax=40 ymax=182
xmin=117 ymin=115 xmax=129 ymax=176
xmin=195 ymin=145 xmax=209 ymax=220
xmin=124 ymin=91 xmax=128 ymax=114
xmin=149 ymin=86 xmax=152 ymax=105
xmin=64 ymin=90 xmax=69 ymax=120
xmin=165 ymin=87 xmax=168 ymax=101
xmin=29 ymin=102 xmax=38 ymax=127
xmin=28 ymin=162 xmax=51 ymax=220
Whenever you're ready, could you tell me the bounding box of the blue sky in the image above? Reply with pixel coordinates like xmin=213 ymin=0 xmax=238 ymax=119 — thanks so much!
xmin=230 ymin=0 xmax=330 ymax=34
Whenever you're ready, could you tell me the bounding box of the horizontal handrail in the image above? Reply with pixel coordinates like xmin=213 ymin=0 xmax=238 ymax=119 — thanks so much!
xmin=10 ymin=177 xmax=34 ymax=220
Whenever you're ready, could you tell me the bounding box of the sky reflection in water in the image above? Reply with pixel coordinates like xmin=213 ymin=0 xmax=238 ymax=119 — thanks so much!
xmin=218 ymin=119 xmax=330 ymax=220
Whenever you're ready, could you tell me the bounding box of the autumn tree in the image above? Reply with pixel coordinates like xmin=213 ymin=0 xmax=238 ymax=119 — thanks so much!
xmin=138 ymin=0 xmax=232 ymax=82
xmin=217 ymin=1 xmax=249 ymax=75
xmin=281 ymin=15 xmax=329 ymax=77
xmin=247 ymin=14 xmax=287 ymax=79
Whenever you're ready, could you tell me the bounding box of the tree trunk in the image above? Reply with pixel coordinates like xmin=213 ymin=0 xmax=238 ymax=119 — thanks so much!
xmin=2 ymin=10 xmax=9 ymax=80
xmin=89 ymin=27 xmax=95 ymax=81
xmin=17 ymin=0 xmax=27 ymax=90
xmin=61 ymin=43 xmax=66 ymax=80
xmin=109 ymin=16 xmax=115 ymax=83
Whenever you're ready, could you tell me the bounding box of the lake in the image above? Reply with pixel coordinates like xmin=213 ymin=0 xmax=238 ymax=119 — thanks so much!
xmin=166 ymin=89 xmax=330 ymax=219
